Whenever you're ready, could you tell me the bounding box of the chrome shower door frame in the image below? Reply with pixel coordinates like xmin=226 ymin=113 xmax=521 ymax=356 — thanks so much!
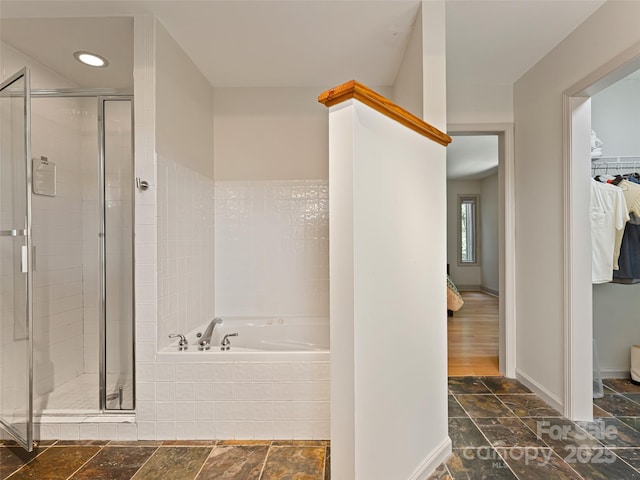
xmin=0 ymin=67 xmax=34 ymax=451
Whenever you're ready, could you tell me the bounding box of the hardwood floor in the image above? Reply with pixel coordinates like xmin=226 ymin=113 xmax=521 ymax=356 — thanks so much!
xmin=447 ymin=291 xmax=500 ymax=377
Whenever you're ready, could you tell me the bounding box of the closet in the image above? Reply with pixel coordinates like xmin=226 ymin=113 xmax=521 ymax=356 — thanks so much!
xmin=590 ymin=72 xmax=640 ymax=382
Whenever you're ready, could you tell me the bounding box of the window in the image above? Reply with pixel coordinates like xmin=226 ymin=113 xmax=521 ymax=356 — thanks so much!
xmin=459 ymin=195 xmax=479 ymax=265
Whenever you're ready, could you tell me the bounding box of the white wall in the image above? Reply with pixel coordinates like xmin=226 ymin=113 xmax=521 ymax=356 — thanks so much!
xmin=213 ymin=87 xmax=328 ymax=181
xmin=481 ymin=173 xmax=499 ymax=293
xmin=514 ymin=0 xmax=640 ymax=407
xmin=591 ymin=77 xmax=640 ymax=376
xmin=592 ymin=77 xmax=640 ymax=157
xmin=446 ymin=179 xmax=481 ymax=287
xmin=391 ymin=5 xmax=423 ymax=119
xmin=155 ymin=21 xmax=214 ymax=179
xmin=330 ymin=100 xmax=450 ymax=480
xmin=330 ymin=3 xmax=450 ymax=477
xmin=447 ymin=83 xmax=514 ymax=125
xmin=593 ymin=283 xmax=640 ymax=376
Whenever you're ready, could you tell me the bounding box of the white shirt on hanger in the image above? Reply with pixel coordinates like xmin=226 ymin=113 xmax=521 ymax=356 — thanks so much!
xmin=591 ymin=179 xmax=629 ymax=283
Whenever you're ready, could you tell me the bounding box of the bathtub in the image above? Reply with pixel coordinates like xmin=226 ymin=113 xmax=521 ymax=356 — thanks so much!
xmin=152 ymin=316 xmax=331 ymax=440
xmin=158 ymin=316 xmax=330 ymax=362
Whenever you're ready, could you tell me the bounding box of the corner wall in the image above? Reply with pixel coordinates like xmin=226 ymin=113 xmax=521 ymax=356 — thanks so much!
xmin=155 ymin=19 xmax=215 ymax=348
xmin=514 ymin=0 xmax=640 ymax=408
xmin=391 ymin=5 xmax=423 ymax=118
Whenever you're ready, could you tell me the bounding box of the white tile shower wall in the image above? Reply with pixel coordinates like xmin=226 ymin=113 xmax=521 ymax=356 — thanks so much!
xmin=214 ymin=181 xmax=329 ymax=317
xmin=81 ymin=99 xmax=99 ymax=375
xmin=136 ymin=359 xmax=330 ymax=441
xmin=157 ymin=156 xmax=215 ymax=348
xmin=31 ymin=96 xmax=87 ymax=399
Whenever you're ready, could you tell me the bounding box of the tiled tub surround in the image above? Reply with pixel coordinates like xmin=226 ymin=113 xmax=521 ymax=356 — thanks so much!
xmin=133 ymin=176 xmax=331 ymax=441
xmin=214 ymin=180 xmax=329 ymax=318
xmin=156 ymin=155 xmax=215 ymax=349
xmin=136 ymin=359 xmax=330 ymax=441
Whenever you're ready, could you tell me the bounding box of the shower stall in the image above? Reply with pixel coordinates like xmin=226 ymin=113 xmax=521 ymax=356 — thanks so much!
xmin=0 ymin=68 xmax=134 ymax=449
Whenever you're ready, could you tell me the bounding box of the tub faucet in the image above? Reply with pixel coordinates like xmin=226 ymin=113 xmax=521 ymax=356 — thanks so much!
xmin=221 ymin=333 xmax=238 ymax=351
xmin=198 ymin=317 xmax=223 ymax=351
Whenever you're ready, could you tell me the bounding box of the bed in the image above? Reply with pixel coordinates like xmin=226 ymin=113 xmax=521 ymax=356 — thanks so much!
xmin=447 ymin=275 xmax=464 ymax=315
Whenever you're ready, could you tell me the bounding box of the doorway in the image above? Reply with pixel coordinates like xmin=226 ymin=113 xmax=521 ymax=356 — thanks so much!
xmin=447 ymin=124 xmax=515 ymax=378
xmin=564 ymin=46 xmax=640 ymax=420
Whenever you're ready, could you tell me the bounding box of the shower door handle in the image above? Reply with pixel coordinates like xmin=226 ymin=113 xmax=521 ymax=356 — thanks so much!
xmin=21 ymin=245 xmax=28 ymax=273
xmin=0 ymin=229 xmax=26 ymax=237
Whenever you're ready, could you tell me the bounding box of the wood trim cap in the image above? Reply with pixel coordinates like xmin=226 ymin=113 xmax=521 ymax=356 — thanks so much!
xmin=318 ymin=80 xmax=451 ymax=146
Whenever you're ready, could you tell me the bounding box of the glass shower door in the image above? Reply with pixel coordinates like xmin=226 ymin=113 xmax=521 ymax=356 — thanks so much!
xmin=0 ymin=68 xmax=34 ymax=450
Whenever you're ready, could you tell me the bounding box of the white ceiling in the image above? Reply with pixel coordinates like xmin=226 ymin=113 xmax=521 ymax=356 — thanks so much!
xmin=446 ymin=135 xmax=498 ymax=180
xmin=1 ymin=17 xmax=133 ymax=89
xmin=0 ymin=0 xmax=606 ymax=88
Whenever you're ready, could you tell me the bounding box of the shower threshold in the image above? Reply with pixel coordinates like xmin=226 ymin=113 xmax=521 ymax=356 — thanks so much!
xmin=34 ymin=374 xmax=133 ymax=414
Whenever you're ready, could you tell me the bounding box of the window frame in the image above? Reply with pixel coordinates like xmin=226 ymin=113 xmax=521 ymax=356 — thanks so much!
xmin=457 ymin=194 xmax=480 ymax=266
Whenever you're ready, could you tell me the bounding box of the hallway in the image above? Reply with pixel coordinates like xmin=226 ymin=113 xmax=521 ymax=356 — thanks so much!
xmin=448 ymin=292 xmax=500 ymax=376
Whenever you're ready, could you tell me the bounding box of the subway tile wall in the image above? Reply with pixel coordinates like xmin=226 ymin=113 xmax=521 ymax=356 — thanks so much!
xmin=215 ymin=180 xmax=329 ymax=318
xmin=156 ymin=155 xmax=215 ymax=349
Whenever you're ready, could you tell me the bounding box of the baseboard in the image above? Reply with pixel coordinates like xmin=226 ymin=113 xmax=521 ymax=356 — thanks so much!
xmin=407 ymin=436 xmax=452 ymax=480
xmin=480 ymin=286 xmax=499 ymax=297
xmin=516 ymin=369 xmax=564 ymax=414
xmin=456 ymin=284 xmax=482 ymax=292
xmin=600 ymin=369 xmax=630 ymax=379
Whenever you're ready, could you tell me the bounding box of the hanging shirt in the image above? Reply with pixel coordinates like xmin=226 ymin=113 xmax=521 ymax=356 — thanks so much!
xmin=591 ymin=179 xmax=629 ymax=284
xmin=613 ymin=179 xmax=640 ymax=269
xmin=613 ymin=222 xmax=640 ymax=281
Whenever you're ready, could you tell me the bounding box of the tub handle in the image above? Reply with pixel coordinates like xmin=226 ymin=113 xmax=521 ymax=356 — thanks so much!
xmin=221 ymin=333 xmax=238 ymax=351
xmin=169 ymin=333 xmax=188 ymax=351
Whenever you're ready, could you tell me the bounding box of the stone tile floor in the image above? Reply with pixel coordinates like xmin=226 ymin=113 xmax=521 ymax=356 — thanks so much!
xmin=0 ymin=440 xmax=330 ymax=480
xmin=3 ymin=376 xmax=639 ymax=479
xmin=429 ymin=376 xmax=640 ymax=480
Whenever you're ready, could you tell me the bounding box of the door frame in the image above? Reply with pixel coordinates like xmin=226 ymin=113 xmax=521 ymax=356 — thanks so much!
xmin=0 ymin=66 xmax=34 ymax=451
xmin=447 ymin=123 xmax=516 ymax=377
xmin=563 ymin=41 xmax=640 ymax=420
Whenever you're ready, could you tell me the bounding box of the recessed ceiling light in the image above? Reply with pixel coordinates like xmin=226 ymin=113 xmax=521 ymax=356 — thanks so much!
xmin=73 ymin=51 xmax=108 ymax=68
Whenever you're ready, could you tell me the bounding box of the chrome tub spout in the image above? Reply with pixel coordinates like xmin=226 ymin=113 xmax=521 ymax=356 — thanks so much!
xmin=198 ymin=317 xmax=223 ymax=350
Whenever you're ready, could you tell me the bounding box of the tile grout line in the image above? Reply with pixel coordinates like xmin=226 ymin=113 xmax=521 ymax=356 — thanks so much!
xmin=190 ymin=444 xmax=217 ymax=480
xmin=448 ymin=380 xmax=522 ymax=479
xmin=321 ymin=445 xmax=327 ymax=480
xmin=4 ymin=440 xmax=58 ymax=479
xmin=129 ymin=445 xmax=161 ymax=480
xmin=467 ymin=379 xmax=586 ymax=480
xmin=471 ymin=379 xmax=527 ymax=480
xmin=257 ymin=444 xmax=272 ymax=480
xmin=605 ymin=446 xmax=640 ymax=475
xmin=63 ymin=445 xmax=105 ymax=480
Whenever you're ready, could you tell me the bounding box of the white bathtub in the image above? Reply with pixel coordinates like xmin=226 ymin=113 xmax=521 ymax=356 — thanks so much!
xmin=158 ymin=316 xmax=330 ymax=362
xmin=149 ymin=316 xmax=331 ymax=440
